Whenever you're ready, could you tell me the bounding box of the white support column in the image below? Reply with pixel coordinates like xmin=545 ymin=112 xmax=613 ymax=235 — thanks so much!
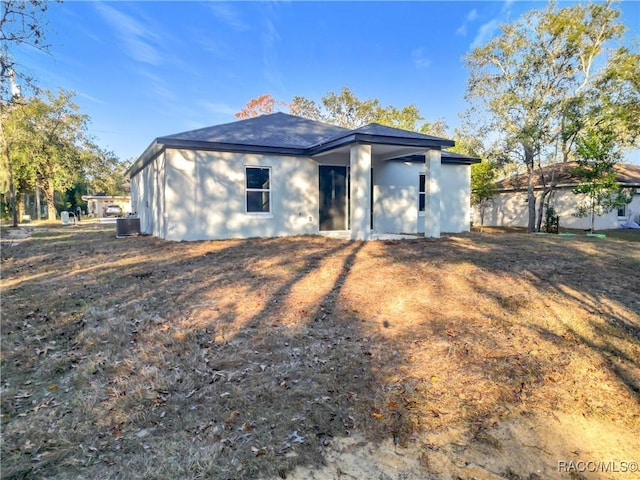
xmin=424 ymin=149 xmax=441 ymax=238
xmin=350 ymin=143 xmax=372 ymax=240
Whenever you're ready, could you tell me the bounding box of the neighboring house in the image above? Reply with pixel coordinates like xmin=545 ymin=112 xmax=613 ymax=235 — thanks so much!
xmin=128 ymin=113 xmax=479 ymax=241
xmin=476 ymin=162 xmax=640 ymax=230
xmin=81 ymin=195 xmax=132 ymax=218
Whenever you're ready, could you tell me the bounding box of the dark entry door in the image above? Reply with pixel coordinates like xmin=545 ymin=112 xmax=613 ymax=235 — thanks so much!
xmin=319 ymin=166 xmax=348 ymax=231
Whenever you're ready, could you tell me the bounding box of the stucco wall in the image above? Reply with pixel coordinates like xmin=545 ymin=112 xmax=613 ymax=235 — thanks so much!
xmin=163 ymin=149 xmax=318 ymax=241
xmin=440 ymin=164 xmax=472 ymax=233
xmin=477 ymin=188 xmax=640 ymax=230
xmin=373 ymin=160 xmax=421 ymax=234
xmin=132 ymin=152 xmax=166 ymax=236
xmin=373 ymin=160 xmax=471 ymax=234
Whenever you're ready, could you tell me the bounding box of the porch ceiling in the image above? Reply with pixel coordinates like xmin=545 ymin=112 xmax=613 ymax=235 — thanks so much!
xmin=311 ymin=143 xmax=429 ymax=165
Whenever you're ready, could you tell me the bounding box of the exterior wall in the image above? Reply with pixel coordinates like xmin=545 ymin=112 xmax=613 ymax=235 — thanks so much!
xmin=477 ymin=188 xmax=640 ymax=230
xmin=163 ymin=149 xmax=318 ymax=241
xmin=480 ymin=191 xmax=529 ymax=228
xmin=439 ymin=164 xmax=471 ymax=233
xmin=373 ymin=160 xmax=422 ymax=234
xmin=132 ymin=152 xmax=166 ymax=236
xmin=373 ymin=159 xmax=471 ymax=234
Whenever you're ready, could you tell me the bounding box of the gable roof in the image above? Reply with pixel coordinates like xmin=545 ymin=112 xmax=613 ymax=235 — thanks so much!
xmin=497 ymin=162 xmax=640 ymax=191
xmin=130 ymin=113 xmax=468 ymax=177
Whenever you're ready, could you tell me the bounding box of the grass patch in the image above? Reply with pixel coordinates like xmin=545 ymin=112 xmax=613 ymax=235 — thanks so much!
xmin=1 ymin=224 xmax=639 ymax=479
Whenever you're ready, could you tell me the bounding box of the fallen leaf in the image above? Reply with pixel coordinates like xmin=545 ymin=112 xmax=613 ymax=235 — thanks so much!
xmin=288 ymin=431 xmax=305 ymax=444
xmin=371 ymin=412 xmax=384 ymax=419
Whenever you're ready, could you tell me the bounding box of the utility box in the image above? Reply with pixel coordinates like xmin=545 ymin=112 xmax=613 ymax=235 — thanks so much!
xmin=116 ymin=217 xmax=141 ymax=237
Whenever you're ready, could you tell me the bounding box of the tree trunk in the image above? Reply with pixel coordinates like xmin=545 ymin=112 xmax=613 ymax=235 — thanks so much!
xmin=3 ymin=145 xmax=18 ymax=227
xmin=9 ymin=177 xmax=18 ymax=227
xmin=35 ymin=185 xmax=42 ymax=220
xmin=535 ymin=187 xmax=552 ymax=232
xmin=43 ymin=183 xmax=56 ymax=221
xmin=16 ymin=191 xmax=24 ymax=221
xmin=524 ymin=145 xmax=536 ymax=233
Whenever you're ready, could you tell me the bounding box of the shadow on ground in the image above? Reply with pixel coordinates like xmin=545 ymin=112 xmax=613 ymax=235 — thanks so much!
xmin=1 ymin=224 xmax=639 ymax=479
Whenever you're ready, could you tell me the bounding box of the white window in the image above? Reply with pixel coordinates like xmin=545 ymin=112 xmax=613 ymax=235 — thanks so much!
xmin=245 ymin=167 xmax=271 ymax=214
xmin=419 ymin=174 xmax=426 ymax=212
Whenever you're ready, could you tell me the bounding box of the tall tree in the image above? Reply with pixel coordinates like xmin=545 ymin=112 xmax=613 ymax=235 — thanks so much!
xmin=235 ymin=94 xmax=285 ymax=119
xmin=572 ymin=131 xmax=631 ymax=233
xmin=471 ymin=161 xmax=498 ymax=232
xmin=83 ymin=144 xmax=130 ymax=196
xmin=1 ymin=0 xmax=56 ymax=225
xmin=6 ymin=90 xmax=90 ymax=220
xmin=464 ymin=0 xmax=638 ymax=232
xmin=289 ymin=87 xmax=430 ymax=132
xmin=0 ymin=0 xmax=53 ymax=101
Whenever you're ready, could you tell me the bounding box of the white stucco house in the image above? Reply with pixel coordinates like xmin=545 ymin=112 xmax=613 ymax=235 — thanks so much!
xmin=476 ymin=162 xmax=640 ymax=230
xmin=128 ymin=113 xmax=480 ymax=241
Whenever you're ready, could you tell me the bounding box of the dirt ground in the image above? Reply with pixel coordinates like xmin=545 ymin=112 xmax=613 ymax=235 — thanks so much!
xmin=1 ymin=222 xmax=639 ymax=480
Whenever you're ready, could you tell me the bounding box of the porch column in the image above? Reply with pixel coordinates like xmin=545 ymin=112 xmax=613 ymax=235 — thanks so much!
xmin=350 ymin=143 xmax=372 ymax=240
xmin=424 ymin=149 xmax=441 ymax=238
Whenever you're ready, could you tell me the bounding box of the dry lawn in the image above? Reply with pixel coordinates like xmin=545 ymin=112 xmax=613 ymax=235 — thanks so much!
xmin=1 ymin=222 xmax=639 ymax=480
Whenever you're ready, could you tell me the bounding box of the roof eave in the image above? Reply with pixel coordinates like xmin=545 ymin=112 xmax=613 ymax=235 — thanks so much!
xmin=442 ymin=156 xmax=481 ymax=165
xmin=156 ymin=137 xmax=307 ymax=156
xmin=128 ymin=140 xmax=164 ymax=178
xmin=394 ymin=153 xmax=481 ymax=165
xmin=308 ymin=133 xmax=454 ymax=155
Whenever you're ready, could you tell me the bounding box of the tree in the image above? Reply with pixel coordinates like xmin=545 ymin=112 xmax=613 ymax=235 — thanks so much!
xmin=464 ymin=1 xmax=638 ymax=233
xmin=1 ymin=0 xmax=54 ymax=101
xmin=289 ymin=95 xmax=322 ymax=121
xmin=83 ymin=144 xmax=131 ymax=196
xmin=572 ymin=131 xmax=631 ymax=234
xmin=240 ymin=88 xmax=447 ymax=134
xmin=471 ymin=161 xmax=497 ymax=232
xmin=5 ymin=90 xmax=90 ymax=220
xmin=235 ymin=94 xmax=285 ymax=119
xmin=290 ymin=87 xmax=430 ymax=132
xmin=1 ymin=0 xmax=56 ymax=226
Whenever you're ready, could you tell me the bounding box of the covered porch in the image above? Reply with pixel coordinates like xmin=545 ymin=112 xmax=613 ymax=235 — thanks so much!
xmin=310 ymin=125 xmax=450 ymax=240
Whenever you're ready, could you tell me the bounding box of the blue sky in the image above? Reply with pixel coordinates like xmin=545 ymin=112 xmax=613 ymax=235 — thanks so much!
xmin=16 ymin=1 xmax=640 ymax=162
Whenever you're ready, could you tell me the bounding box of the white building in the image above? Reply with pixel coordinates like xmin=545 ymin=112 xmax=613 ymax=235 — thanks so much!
xmin=476 ymin=162 xmax=640 ymax=230
xmin=128 ymin=113 xmax=479 ymax=241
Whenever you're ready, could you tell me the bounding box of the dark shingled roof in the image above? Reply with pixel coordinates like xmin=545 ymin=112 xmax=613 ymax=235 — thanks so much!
xmin=157 ymin=113 xmax=456 ymax=153
xmin=130 ymin=113 xmax=476 ymax=177
xmin=497 ymin=162 xmax=640 ymax=190
xmin=349 ymin=123 xmax=453 ymax=143
xmin=159 ymin=112 xmax=349 ymax=150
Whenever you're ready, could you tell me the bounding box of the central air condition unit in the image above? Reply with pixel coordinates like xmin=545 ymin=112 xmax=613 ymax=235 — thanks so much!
xmin=116 ymin=217 xmax=141 ymax=238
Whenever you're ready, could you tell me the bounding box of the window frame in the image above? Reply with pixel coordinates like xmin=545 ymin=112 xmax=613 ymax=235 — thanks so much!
xmin=245 ymin=166 xmax=272 ymax=215
xmin=617 ymin=204 xmax=627 ymax=218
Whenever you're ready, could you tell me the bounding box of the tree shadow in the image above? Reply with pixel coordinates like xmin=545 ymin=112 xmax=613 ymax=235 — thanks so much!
xmin=1 ymin=225 xmax=639 ymax=479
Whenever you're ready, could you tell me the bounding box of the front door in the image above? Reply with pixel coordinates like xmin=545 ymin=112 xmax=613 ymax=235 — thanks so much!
xmin=319 ymin=166 xmax=348 ymax=231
